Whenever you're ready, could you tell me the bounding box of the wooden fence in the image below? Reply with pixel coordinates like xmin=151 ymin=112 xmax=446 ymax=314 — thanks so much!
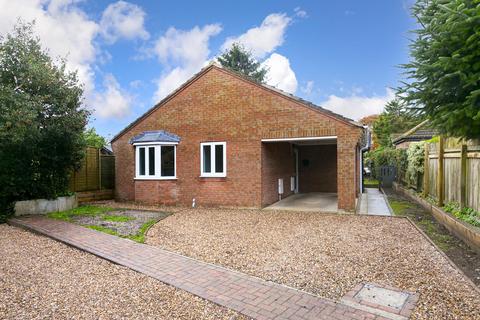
xmin=423 ymin=137 xmax=480 ymax=211
xmin=69 ymin=147 xmax=115 ymax=192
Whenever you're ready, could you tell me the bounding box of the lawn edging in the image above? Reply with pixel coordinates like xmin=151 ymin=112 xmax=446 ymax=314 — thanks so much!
xmin=393 ymin=182 xmax=480 ymax=255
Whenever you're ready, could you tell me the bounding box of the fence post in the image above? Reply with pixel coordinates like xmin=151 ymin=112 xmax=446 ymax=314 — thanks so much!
xmin=423 ymin=143 xmax=429 ymax=197
xmin=437 ymin=136 xmax=445 ymax=207
xmin=85 ymin=148 xmax=88 ymax=192
xmin=98 ymin=148 xmax=102 ymax=190
xmin=460 ymin=144 xmax=467 ymax=209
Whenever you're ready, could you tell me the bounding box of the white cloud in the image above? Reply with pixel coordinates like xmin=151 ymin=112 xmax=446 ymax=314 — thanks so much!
xmin=100 ymin=1 xmax=149 ymax=44
xmin=0 ymin=0 xmax=141 ymax=119
xmin=94 ymin=74 xmax=132 ymax=119
xmin=262 ymin=53 xmax=297 ymax=94
xmin=153 ymin=24 xmax=222 ymax=100
xmin=0 ymin=0 xmax=99 ymax=94
xmin=301 ymin=80 xmax=314 ymax=95
xmin=320 ymin=88 xmax=395 ymax=120
xmin=294 ymin=7 xmax=308 ymax=18
xmin=221 ymin=13 xmax=291 ymax=59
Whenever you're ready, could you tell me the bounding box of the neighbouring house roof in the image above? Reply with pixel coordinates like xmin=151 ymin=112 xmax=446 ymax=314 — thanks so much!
xmin=392 ymin=120 xmax=438 ymax=145
xmin=101 ymin=145 xmax=113 ymax=155
xmin=112 ymin=62 xmax=364 ymax=143
xmin=129 ymin=130 xmax=181 ymax=144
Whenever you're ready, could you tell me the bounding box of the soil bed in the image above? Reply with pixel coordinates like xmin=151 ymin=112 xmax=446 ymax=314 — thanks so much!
xmin=384 ymin=187 xmax=480 ymax=286
xmin=72 ymin=210 xmax=170 ymax=237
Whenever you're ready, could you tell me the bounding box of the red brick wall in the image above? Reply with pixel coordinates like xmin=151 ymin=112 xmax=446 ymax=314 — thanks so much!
xmin=135 ymin=180 xmax=179 ymax=205
xmin=112 ymin=66 xmax=363 ymax=210
xmin=261 ymin=142 xmax=295 ymax=206
xmin=298 ymin=145 xmax=337 ymax=193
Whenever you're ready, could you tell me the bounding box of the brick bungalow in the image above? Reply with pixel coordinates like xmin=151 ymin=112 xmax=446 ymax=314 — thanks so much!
xmin=111 ymin=63 xmax=367 ymax=211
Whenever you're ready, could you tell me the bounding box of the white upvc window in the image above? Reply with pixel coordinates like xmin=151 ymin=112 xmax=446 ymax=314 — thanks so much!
xmin=135 ymin=143 xmax=177 ymax=179
xmin=200 ymin=142 xmax=226 ymax=177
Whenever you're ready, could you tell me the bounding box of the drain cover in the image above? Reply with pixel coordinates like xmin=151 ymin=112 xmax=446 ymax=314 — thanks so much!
xmin=341 ymin=283 xmax=419 ymax=320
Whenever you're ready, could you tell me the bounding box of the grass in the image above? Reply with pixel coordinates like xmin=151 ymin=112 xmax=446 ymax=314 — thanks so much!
xmin=102 ymin=215 xmax=134 ymax=222
xmin=47 ymin=205 xmax=163 ymax=243
xmin=86 ymin=225 xmax=118 ymax=235
xmin=364 ymin=178 xmax=379 ymax=188
xmin=85 ymin=219 xmax=157 ymax=243
xmin=47 ymin=205 xmax=113 ymax=221
xmin=389 ymin=199 xmax=412 ymax=215
xmin=389 ymin=198 xmax=454 ymax=251
xmin=126 ymin=220 xmax=157 ymax=243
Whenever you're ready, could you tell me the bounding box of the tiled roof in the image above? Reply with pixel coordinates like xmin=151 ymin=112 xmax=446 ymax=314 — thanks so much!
xmin=392 ymin=120 xmax=438 ymax=145
xmin=112 ymin=63 xmax=364 ymax=143
xmin=129 ymin=130 xmax=180 ymax=144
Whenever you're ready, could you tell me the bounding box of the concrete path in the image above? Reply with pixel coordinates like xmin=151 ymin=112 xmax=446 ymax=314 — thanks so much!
xmin=264 ymin=192 xmax=338 ymax=212
xmin=9 ymin=216 xmax=389 ymax=320
xmin=359 ymin=188 xmax=392 ymax=216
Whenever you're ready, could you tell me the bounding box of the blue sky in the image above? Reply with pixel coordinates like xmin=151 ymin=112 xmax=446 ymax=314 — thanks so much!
xmin=0 ymin=0 xmax=416 ymax=141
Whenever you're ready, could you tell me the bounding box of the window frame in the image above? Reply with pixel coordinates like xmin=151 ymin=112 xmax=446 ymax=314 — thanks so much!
xmin=134 ymin=142 xmax=177 ymax=180
xmin=200 ymin=141 xmax=227 ymax=177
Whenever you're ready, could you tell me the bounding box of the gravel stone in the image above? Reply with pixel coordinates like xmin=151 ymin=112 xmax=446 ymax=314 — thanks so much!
xmin=0 ymin=224 xmax=246 ymax=320
xmin=147 ymin=209 xmax=480 ymax=320
xmin=72 ymin=210 xmax=169 ymax=236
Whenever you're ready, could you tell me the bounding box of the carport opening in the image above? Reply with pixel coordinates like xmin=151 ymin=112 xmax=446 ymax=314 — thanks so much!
xmin=261 ymin=137 xmax=338 ymax=211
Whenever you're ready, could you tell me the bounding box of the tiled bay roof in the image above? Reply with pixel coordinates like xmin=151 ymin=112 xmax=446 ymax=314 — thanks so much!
xmin=129 ymin=130 xmax=180 ymax=144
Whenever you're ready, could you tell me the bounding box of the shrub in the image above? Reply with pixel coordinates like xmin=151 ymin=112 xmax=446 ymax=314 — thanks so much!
xmin=405 ymin=142 xmax=425 ymax=189
xmin=0 ymin=23 xmax=88 ymax=222
xmin=443 ymin=202 xmax=480 ymax=228
xmin=366 ymin=147 xmax=407 ymax=180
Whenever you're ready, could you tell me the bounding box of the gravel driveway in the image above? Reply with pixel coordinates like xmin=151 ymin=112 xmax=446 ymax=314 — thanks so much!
xmin=0 ymin=224 xmax=245 ymax=320
xmin=146 ymin=209 xmax=480 ymax=320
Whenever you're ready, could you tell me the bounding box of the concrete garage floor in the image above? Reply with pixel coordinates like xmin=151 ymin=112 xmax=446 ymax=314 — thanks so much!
xmin=264 ymin=192 xmax=338 ymax=212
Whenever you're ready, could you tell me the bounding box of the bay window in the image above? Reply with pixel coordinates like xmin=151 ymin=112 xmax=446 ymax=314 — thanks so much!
xmin=135 ymin=144 xmax=176 ymax=179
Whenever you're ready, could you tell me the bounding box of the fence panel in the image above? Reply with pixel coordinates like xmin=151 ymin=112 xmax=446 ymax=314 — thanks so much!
xmin=467 ymin=157 xmax=480 ymax=211
xmin=444 ymin=157 xmax=461 ymax=203
xmin=101 ymin=156 xmax=115 ymax=190
xmin=69 ymin=147 xmax=114 ymax=192
xmin=421 ymin=139 xmax=480 ymax=212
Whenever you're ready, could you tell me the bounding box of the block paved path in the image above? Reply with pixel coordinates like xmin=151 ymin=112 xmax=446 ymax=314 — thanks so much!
xmin=9 ymin=216 xmax=387 ymax=320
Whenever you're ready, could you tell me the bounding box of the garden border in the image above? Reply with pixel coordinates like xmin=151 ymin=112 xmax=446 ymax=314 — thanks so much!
xmin=393 ymin=182 xmax=480 ymax=255
xmin=14 ymin=195 xmax=77 ymax=216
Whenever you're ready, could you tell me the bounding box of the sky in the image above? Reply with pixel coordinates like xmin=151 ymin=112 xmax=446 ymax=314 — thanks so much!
xmin=0 ymin=0 xmax=416 ymax=141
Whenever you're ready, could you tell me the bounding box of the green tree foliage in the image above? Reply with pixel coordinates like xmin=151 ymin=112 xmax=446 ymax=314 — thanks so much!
xmin=83 ymin=128 xmax=107 ymax=148
xmin=0 ymin=22 xmax=88 ymax=221
xmin=366 ymin=147 xmax=407 ymax=180
xmin=217 ymin=43 xmax=268 ymax=83
xmin=373 ymin=99 xmax=422 ymax=147
xmin=405 ymin=141 xmax=425 ymax=188
xmin=399 ymin=0 xmax=480 ymax=139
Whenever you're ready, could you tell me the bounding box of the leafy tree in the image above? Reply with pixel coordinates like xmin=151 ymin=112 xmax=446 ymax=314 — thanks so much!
xmin=372 ymin=99 xmax=422 ymax=147
xmin=399 ymin=0 xmax=480 ymax=139
xmin=83 ymin=127 xmax=107 ymax=148
xmin=359 ymin=114 xmax=379 ymax=127
xmin=217 ymin=43 xmax=268 ymax=82
xmin=0 ymin=22 xmax=88 ymax=221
